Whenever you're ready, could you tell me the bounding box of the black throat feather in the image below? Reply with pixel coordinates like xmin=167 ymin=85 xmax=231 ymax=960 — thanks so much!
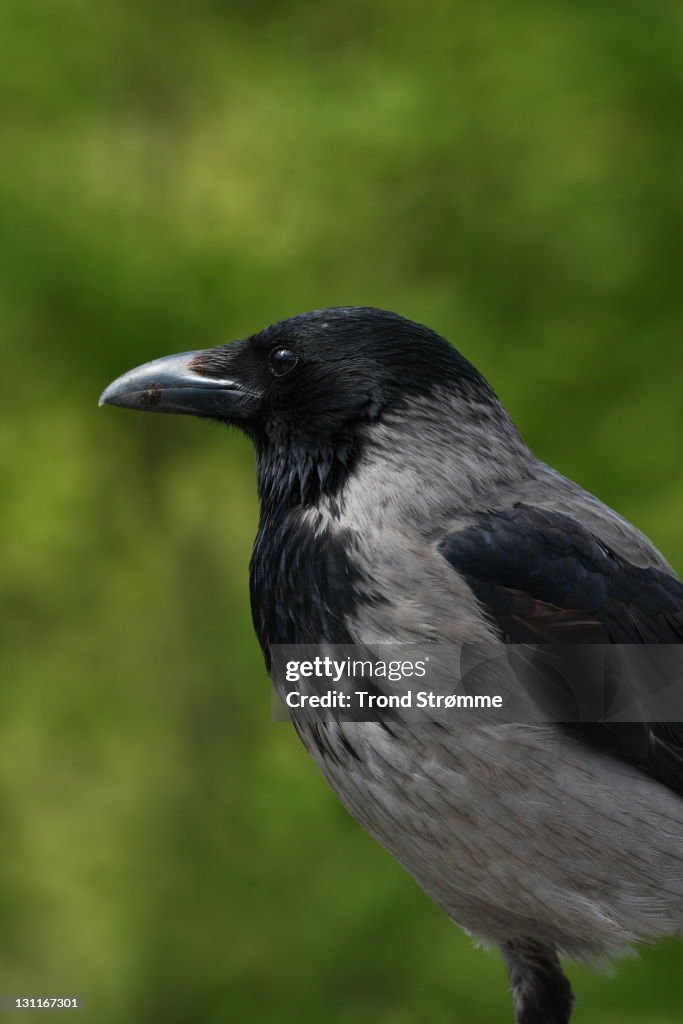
xmin=249 ymin=502 xmax=386 ymax=662
xmin=249 ymin=427 xmax=384 ymax=658
xmin=254 ymin=430 xmax=358 ymax=513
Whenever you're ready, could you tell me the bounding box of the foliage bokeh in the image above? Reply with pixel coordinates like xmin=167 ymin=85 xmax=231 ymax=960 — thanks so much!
xmin=1 ymin=2 xmax=682 ymax=1021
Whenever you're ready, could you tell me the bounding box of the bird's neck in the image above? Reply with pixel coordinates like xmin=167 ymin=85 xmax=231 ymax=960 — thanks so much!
xmin=253 ymin=385 xmax=534 ymax=516
xmin=249 ymin=388 xmax=536 ymax=659
xmin=340 ymin=389 xmax=536 ymax=526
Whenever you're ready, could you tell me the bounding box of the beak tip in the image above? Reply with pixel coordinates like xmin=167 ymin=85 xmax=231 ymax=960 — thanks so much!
xmin=99 ymin=381 xmax=123 ymax=408
xmin=99 ymin=374 xmax=144 ymax=410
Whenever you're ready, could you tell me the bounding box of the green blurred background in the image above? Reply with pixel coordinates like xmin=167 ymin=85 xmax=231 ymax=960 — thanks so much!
xmin=1 ymin=2 xmax=682 ymax=1021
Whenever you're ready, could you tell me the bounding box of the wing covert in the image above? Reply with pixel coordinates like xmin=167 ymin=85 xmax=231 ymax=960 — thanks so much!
xmin=438 ymin=504 xmax=683 ymax=794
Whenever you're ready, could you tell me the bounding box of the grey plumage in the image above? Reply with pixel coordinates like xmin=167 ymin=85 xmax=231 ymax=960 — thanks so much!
xmin=100 ymin=307 xmax=683 ymax=1024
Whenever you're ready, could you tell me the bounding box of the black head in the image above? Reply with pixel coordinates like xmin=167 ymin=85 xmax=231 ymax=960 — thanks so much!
xmin=100 ymin=307 xmax=494 ymax=506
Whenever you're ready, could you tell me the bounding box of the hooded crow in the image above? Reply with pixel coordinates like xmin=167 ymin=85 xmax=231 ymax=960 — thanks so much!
xmin=101 ymin=307 xmax=683 ymax=1024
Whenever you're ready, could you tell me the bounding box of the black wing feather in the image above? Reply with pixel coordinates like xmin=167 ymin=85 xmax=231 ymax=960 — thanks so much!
xmin=438 ymin=504 xmax=683 ymax=795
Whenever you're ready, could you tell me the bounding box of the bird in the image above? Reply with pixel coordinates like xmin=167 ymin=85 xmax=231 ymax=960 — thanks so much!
xmin=100 ymin=307 xmax=683 ymax=1024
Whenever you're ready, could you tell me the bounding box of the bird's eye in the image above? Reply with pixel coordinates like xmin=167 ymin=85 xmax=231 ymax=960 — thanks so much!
xmin=269 ymin=347 xmax=298 ymax=377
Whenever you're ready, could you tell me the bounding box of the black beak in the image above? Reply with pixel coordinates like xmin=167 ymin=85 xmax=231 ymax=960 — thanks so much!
xmin=99 ymin=349 xmax=261 ymax=420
